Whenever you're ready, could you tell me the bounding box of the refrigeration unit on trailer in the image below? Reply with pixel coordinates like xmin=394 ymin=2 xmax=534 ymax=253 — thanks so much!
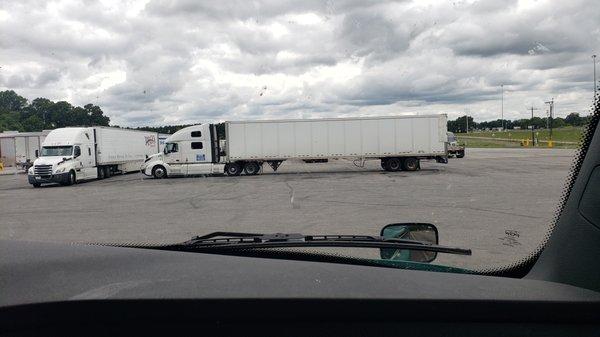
xmin=28 ymin=127 xmax=159 ymax=187
xmin=141 ymin=114 xmax=449 ymax=178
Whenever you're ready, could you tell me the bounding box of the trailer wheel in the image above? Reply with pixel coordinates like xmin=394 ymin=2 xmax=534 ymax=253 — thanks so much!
xmin=225 ymin=162 xmax=242 ymax=176
xmin=402 ymin=157 xmax=420 ymax=171
xmin=385 ymin=158 xmax=402 ymax=171
xmin=104 ymin=166 xmax=112 ymax=178
xmin=97 ymin=167 xmax=105 ymax=180
xmin=152 ymin=165 xmax=167 ymax=179
xmin=456 ymin=150 xmax=465 ymax=158
xmin=380 ymin=159 xmax=387 ymax=170
xmin=243 ymin=162 xmax=260 ymax=175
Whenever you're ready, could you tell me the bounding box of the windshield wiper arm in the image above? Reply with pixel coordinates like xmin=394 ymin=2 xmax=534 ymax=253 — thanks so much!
xmin=168 ymin=232 xmax=472 ymax=256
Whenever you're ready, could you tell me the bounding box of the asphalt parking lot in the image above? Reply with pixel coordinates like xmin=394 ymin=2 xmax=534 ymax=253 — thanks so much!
xmin=0 ymin=148 xmax=575 ymax=270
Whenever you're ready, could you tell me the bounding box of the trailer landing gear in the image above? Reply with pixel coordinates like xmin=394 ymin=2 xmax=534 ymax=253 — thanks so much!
xmin=266 ymin=160 xmax=283 ymax=172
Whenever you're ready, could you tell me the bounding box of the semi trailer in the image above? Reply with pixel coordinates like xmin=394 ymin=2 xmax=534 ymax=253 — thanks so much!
xmin=28 ymin=127 xmax=159 ymax=187
xmin=141 ymin=114 xmax=449 ymax=178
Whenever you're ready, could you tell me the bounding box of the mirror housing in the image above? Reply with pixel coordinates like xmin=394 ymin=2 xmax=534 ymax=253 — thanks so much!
xmin=73 ymin=147 xmax=81 ymax=158
xmin=380 ymin=223 xmax=439 ymax=263
xmin=35 ymin=150 xmax=39 ymax=158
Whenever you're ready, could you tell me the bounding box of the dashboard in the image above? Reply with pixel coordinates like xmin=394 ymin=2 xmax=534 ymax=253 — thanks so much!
xmin=1 ymin=240 xmax=599 ymax=336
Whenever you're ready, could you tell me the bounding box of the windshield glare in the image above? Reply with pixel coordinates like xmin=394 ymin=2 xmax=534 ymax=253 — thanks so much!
xmin=40 ymin=146 xmax=73 ymax=157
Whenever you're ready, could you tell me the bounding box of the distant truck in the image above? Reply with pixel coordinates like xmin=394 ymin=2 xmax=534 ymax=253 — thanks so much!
xmin=28 ymin=127 xmax=159 ymax=187
xmin=446 ymin=132 xmax=465 ymax=158
xmin=141 ymin=115 xmax=450 ymax=178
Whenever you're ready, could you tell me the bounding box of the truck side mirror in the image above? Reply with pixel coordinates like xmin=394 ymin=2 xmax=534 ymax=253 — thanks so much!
xmin=379 ymin=223 xmax=439 ymax=263
xmin=74 ymin=147 xmax=81 ymax=158
xmin=35 ymin=150 xmax=39 ymax=158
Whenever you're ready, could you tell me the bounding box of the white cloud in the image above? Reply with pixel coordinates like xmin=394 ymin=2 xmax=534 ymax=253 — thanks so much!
xmin=0 ymin=0 xmax=598 ymax=126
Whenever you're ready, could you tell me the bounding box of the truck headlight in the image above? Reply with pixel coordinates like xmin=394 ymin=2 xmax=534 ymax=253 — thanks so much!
xmin=28 ymin=167 xmax=34 ymax=175
xmin=55 ymin=167 xmax=66 ymax=173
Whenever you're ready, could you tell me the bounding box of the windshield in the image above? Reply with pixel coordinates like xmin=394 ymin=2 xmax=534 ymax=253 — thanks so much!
xmin=40 ymin=146 xmax=73 ymax=157
xmin=0 ymin=1 xmax=596 ymax=275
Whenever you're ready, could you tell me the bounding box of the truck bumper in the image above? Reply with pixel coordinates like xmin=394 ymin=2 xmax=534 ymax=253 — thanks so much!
xmin=28 ymin=172 xmax=70 ymax=185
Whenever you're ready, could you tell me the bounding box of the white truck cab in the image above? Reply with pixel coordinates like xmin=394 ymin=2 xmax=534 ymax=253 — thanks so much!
xmin=141 ymin=124 xmax=225 ymax=178
xmin=28 ymin=128 xmax=97 ymax=186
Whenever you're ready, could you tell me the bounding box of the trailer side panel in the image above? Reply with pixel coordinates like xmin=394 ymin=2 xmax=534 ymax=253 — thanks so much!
xmin=227 ymin=115 xmax=447 ymax=161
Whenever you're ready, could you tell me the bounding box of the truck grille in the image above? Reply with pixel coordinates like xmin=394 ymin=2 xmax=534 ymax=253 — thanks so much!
xmin=34 ymin=165 xmax=53 ymax=176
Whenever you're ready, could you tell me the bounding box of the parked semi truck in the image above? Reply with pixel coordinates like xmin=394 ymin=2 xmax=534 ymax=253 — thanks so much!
xmin=28 ymin=127 xmax=159 ymax=187
xmin=141 ymin=114 xmax=449 ymax=178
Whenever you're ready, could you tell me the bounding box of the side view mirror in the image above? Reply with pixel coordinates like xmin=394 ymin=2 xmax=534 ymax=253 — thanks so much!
xmin=163 ymin=147 xmax=168 ymax=154
xmin=35 ymin=150 xmax=39 ymax=158
xmin=74 ymin=147 xmax=81 ymax=158
xmin=379 ymin=223 xmax=439 ymax=263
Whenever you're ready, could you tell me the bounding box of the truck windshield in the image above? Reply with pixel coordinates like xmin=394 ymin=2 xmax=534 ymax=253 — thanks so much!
xmin=40 ymin=146 xmax=73 ymax=157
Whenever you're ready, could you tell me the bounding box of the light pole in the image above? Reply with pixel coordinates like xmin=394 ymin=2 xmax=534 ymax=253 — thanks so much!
xmin=501 ymin=84 xmax=504 ymax=131
xmin=545 ymin=98 xmax=554 ymax=142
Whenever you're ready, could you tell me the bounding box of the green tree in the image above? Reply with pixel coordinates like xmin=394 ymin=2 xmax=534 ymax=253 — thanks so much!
xmin=0 ymin=90 xmax=27 ymax=112
xmin=22 ymin=115 xmax=44 ymax=132
xmin=565 ymin=112 xmax=583 ymax=126
xmin=0 ymin=111 xmax=24 ymax=132
xmin=84 ymin=104 xmax=110 ymax=126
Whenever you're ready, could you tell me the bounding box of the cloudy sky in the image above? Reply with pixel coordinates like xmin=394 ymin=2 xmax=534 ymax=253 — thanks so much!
xmin=1 ymin=0 xmax=598 ymax=126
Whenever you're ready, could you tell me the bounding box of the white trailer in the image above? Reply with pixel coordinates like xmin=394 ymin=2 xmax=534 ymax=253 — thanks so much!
xmin=141 ymin=115 xmax=449 ymax=178
xmin=0 ymin=131 xmax=50 ymax=170
xmin=28 ymin=127 xmax=159 ymax=187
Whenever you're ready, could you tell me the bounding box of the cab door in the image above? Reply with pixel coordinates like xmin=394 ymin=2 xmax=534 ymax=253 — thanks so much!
xmin=164 ymin=143 xmax=185 ymax=175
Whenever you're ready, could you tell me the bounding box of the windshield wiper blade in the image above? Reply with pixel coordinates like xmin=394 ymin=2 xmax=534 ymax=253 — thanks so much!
xmin=169 ymin=232 xmax=472 ymax=256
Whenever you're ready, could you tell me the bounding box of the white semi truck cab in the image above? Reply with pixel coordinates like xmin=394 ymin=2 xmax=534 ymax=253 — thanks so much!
xmin=28 ymin=128 xmax=97 ymax=186
xmin=141 ymin=115 xmax=451 ymax=179
xmin=141 ymin=124 xmax=225 ymax=178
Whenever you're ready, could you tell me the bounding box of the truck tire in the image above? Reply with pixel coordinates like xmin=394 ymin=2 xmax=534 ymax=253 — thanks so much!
xmin=225 ymin=162 xmax=242 ymax=176
xmin=64 ymin=171 xmax=76 ymax=186
xmin=380 ymin=159 xmax=387 ymax=170
xmin=152 ymin=165 xmax=167 ymax=179
xmin=97 ymin=167 xmax=105 ymax=180
xmin=243 ymin=162 xmax=260 ymax=175
xmin=456 ymin=150 xmax=465 ymax=158
xmin=402 ymin=157 xmax=420 ymax=171
xmin=385 ymin=158 xmax=402 ymax=172
xmin=32 ymin=183 xmax=41 ymax=188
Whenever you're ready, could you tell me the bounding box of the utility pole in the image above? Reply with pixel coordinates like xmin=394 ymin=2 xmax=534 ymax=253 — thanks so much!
xmin=501 ymin=84 xmax=504 ymax=131
xmin=545 ymin=98 xmax=554 ymax=141
xmin=528 ymin=105 xmax=539 ymax=146
xmin=464 ymin=108 xmax=470 ymax=133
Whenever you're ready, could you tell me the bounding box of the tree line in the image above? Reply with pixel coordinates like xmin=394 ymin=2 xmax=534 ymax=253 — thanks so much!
xmin=0 ymin=90 xmax=110 ymax=132
xmin=1 ymin=89 xmax=593 ymax=135
xmin=447 ymin=113 xmax=591 ymax=133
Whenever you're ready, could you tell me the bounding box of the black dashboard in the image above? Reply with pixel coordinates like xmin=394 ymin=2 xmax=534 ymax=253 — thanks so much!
xmin=1 ymin=240 xmax=599 ymax=336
